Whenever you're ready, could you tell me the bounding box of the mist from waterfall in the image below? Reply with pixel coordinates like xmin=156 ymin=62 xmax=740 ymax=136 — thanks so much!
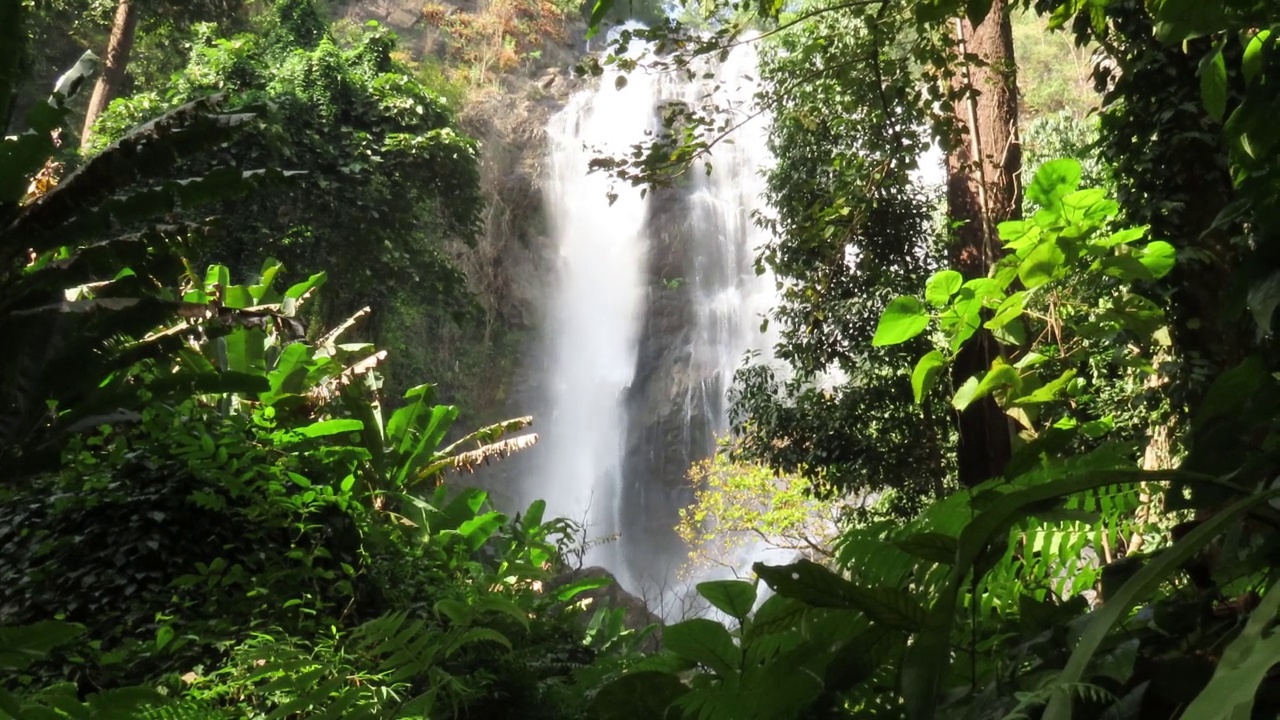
xmin=532 ymin=52 xmax=659 ymax=586
xmin=677 ymin=43 xmax=779 ymax=442
xmin=529 ymin=33 xmax=778 ymax=601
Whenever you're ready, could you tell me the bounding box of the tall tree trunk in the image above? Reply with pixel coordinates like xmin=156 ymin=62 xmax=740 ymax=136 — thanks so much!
xmin=946 ymin=0 xmax=1021 ymax=487
xmin=80 ymin=0 xmax=139 ymax=149
xmin=1 ymin=0 xmax=25 ymax=134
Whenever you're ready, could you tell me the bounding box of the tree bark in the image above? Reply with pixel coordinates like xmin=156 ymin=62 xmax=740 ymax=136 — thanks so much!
xmin=1 ymin=0 xmax=25 ymax=134
xmin=80 ymin=0 xmax=139 ymax=149
xmin=946 ymin=0 xmax=1021 ymax=487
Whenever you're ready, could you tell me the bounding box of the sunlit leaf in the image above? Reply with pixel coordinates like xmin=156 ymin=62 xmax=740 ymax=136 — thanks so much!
xmin=924 ymin=270 xmax=963 ymax=307
xmin=911 ymin=350 xmax=947 ymax=404
xmin=872 ymin=296 xmax=929 ymax=346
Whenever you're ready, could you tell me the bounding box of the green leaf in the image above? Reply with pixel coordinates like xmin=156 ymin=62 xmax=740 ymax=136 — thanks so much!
xmin=85 ymin=687 xmax=166 ymax=716
xmin=1139 ymin=241 xmax=1177 ymax=279
xmin=950 ymin=376 xmax=981 ymax=412
xmin=663 ymin=618 xmax=740 ymax=676
xmin=965 ymin=0 xmax=993 ymax=26
xmin=1044 ymin=486 xmax=1280 ymax=720
xmin=697 ymin=580 xmax=757 ymax=621
xmin=754 ymin=560 xmax=925 ymax=632
xmin=901 ymin=467 xmax=1196 ymax=720
xmin=872 ymin=296 xmax=930 ymax=346
xmin=984 ymin=291 xmax=1025 ymax=330
xmin=1018 ymin=238 xmax=1066 ymax=289
xmin=911 ymin=351 xmax=947 ymax=404
xmin=522 ymin=499 xmax=546 ymax=529
xmin=998 ymin=219 xmax=1042 ymax=250
xmin=294 ymin=418 xmax=364 ymax=439
xmin=473 ymin=596 xmax=531 ymax=630
xmin=1026 ymin=159 xmax=1082 ymax=211
xmin=456 ymin=511 xmax=504 ymax=551
xmin=891 ymin=532 xmax=957 ymax=565
xmin=589 ymin=672 xmax=689 ymax=720
xmin=155 ymin=625 xmax=174 ymax=651
xmin=952 ymin=361 xmax=1018 ymax=412
xmin=1011 ymin=369 xmax=1077 ymax=406
xmin=1061 ymin=188 xmax=1109 ymax=226
xmin=0 ymin=621 xmax=86 ymax=670
xmin=1199 ymin=44 xmax=1228 ymax=122
xmin=1150 ymin=0 xmax=1227 ymax=42
xmin=556 ymin=576 xmax=612 ymax=602
xmin=451 ymin=626 xmax=511 ymax=653
xmin=435 ymin=599 xmax=473 ymax=625
xmin=1243 ymin=30 xmax=1271 ymax=87
xmin=1095 ymin=225 xmax=1149 ymax=249
xmin=1247 ymin=270 xmax=1280 ymax=334
xmin=585 ymin=0 xmax=614 ymax=38
xmin=924 ymin=270 xmax=963 ymax=307
xmin=284 ymin=272 xmax=327 ymax=300
xmin=1179 ymin=579 xmax=1280 ymax=720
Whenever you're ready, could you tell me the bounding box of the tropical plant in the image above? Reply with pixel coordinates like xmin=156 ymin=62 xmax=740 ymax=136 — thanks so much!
xmin=90 ymin=2 xmax=484 ymax=357
xmin=0 ymin=42 xmax=298 ymax=476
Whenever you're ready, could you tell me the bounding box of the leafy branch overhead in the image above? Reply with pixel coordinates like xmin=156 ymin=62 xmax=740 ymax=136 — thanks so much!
xmin=874 ymin=159 xmax=1174 ymax=414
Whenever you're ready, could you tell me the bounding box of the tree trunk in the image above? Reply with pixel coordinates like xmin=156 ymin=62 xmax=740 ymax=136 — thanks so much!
xmin=1 ymin=0 xmax=25 ymax=134
xmin=946 ymin=0 xmax=1021 ymax=487
xmin=80 ymin=0 xmax=139 ymax=149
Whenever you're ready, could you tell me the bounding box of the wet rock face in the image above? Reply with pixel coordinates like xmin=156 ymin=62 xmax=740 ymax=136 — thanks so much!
xmin=619 ymin=186 xmax=719 ymax=588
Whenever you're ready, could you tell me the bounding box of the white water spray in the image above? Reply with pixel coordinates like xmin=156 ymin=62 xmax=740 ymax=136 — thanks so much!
xmin=531 ymin=54 xmax=659 ymax=584
xmin=530 ymin=35 xmax=780 ymax=599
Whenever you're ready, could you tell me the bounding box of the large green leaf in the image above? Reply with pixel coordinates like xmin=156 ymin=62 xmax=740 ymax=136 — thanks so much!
xmin=952 ymin=361 xmax=1019 ymax=411
xmin=1138 ymin=240 xmax=1177 ymax=279
xmin=911 ymin=351 xmax=946 ymax=404
xmin=1243 ymin=30 xmax=1272 ymax=87
xmin=697 ymin=580 xmax=757 ymax=622
xmin=902 ymin=468 xmax=1199 ymax=720
xmin=555 ymin=576 xmax=612 ymax=602
xmin=1179 ymin=579 xmax=1280 ymax=720
xmin=872 ymin=296 xmax=930 ymax=346
xmin=0 ymin=621 xmax=86 ymax=670
xmin=663 ymin=618 xmax=740 ymax=676
xmin=892 ymin=532 xmax=958 ymax=565
xmin=1043 ymin=486 xmax=1280 ymax=720
xmin=292 ymin=418 xmax=364 ymax=439
xmin=1017 ymin=238 xmax=1066 ymax=289
xmin=1149 ymin=0 xmax=1228 ymax=43
xmin=924 ymin=270 xmax=963 ymax=307
xmin=589 ymin=672 xmax=688 ymax=720
xmin=1199 ymin=44 xmax=1229 ymax=122
xmin=754 ymin=560 xmax=925 ymax=632
xmin=1026 ymin=158 xmax=1082 ymax=211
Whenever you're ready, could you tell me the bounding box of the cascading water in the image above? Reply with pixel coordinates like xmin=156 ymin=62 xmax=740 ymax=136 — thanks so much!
xmin=531 ymin=53 xmax=659 ymax=586
xmin=679 ymin=44 xmax=779 ymax=440
xmin=527 ymin=34 xmax=779 ymax=603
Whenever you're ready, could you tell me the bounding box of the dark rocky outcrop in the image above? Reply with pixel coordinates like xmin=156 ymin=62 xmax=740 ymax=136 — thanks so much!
xmin=547 ymin=566 xmax=663 ymax=652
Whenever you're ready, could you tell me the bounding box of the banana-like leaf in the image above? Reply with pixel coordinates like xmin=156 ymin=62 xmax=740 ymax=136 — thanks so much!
xmin=421 ymin=432 xmax=540 ymax=480
xmin=437 ymin=415 xmax=533 ymax=458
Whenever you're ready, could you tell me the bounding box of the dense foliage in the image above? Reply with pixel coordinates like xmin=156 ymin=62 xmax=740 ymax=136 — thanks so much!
xmin=89 ymin=0 xmax=485 ymax=393
xmin=6 ymin=0 xmax=1280 ymax=718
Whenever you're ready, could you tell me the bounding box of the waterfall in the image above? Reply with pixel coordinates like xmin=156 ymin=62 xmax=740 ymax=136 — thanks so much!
xmin=529 ymin=35 xmax=778 ymax=602
xmin=532 ymin=53 xmax=658 ymax=584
